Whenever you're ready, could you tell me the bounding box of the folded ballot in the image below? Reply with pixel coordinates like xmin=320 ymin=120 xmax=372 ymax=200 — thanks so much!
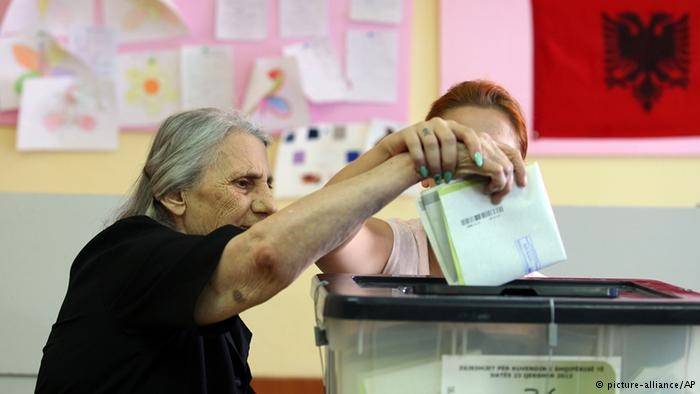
xmin=417 ymin=163 xmax=566 ymax=286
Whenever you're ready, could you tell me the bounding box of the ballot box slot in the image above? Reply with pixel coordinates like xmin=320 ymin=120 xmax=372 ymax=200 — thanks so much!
xmin=352 ymin=276 xmax=677 ymax=299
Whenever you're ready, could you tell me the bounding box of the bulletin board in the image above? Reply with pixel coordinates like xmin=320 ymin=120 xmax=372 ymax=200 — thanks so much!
xmin=439 ymin=0 xmax=700 ymax=156
xmin=0 ymin=0 xmax=412 ymax=131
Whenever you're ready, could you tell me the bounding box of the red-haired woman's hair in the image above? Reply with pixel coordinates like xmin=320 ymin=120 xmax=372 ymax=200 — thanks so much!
xmin=426 ymin=80 xmax=528 ymax=158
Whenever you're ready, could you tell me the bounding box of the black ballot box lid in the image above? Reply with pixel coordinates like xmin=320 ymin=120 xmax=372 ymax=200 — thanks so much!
xmin=312 ymin=275 xmax=700 ymax=325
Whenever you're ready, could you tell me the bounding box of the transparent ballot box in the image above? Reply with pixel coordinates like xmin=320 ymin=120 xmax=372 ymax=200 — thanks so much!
xmin=311 ymin=275 xmax=700 ymax=394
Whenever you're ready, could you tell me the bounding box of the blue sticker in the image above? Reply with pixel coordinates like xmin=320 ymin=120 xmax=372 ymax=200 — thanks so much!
xmin=346 ymin=150 xmax=360 ymax=162
xmin=515 ymin=236 xmax=542 ymax=273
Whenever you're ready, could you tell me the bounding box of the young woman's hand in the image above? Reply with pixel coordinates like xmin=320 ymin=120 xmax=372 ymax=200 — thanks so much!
xmin=377 ymin=117 xmax=487 ymax=184
xmin=376 ymin=117 xmax=526 ymax=199
xmin=453 ymin=138 xmax=527 ymax=204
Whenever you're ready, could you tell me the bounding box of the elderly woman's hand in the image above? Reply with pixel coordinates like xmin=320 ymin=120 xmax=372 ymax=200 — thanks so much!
xmin=454 ymin=137 xmax=527 ymax=204
xmin=377 ymin=117 xmax=526 ymax=196
xmin=378 ymin=117 xmax=486 ymax=184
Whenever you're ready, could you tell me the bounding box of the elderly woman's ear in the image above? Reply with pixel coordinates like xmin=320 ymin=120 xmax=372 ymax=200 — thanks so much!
xmin=159 ymin=191 xmax=187 ymax=217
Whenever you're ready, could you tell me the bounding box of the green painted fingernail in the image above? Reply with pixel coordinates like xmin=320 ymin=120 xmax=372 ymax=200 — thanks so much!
xmin=419 ymin=166 xmax=429 ymax=178
xmin=433 ymin=174 xmax=442 ymax=184
xmin=474 ymin=152 xmax=484 ymax=167
xmin=443 ymin=171 xmax=452 ymax=183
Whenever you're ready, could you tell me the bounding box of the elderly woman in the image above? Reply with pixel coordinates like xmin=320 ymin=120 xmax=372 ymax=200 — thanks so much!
xmin=36 ymin=80 xmax=528 ymax=393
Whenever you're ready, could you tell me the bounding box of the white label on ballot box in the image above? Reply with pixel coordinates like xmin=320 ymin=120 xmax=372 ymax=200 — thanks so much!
xmin=441 ymin=355 xmax=620 ymax=394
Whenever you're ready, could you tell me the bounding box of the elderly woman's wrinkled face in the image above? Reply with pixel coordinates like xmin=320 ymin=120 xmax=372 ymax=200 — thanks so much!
xmin=180 ymin=132 xmax=276 ymax=235
xmin=441 ymin=105 xmax=519 ymax=150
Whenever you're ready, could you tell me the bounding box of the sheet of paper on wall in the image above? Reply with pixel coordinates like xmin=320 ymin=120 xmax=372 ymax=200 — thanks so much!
xmin=350 ymin=0 xmax=403 ymax=24
xmin=0 ymin=33 xmax=91 ymax=110
xmin=180 ymin=45 xmax=234 ymax=110
xmin=215 ymin=0 xmax=267 ymax=41
xmin=282 ymin=38 xmax=348 ymax=103
xmin=345 ymin=29 xmax=398 ymax=103
xmin=116 ymin=49 xmax=181 ymax=128
xmin=68 ymin=26 xmax=118 ymax=80
xmin=0 ymin=0 xmax=94 ymax=36
xmin=419 ymin=163 xmax=567 ymax=286
xmin=103 ymin=0 xmax=188 ymax=44
xmin=274 ymin=123 xmax=368 ymax=199
xmin=242 ymin=56 xmax=309 ymax=133
xmin=279 ymin=0 xmax=328 ymax=38
xmin=17 ymin=76 xmax=118 ymax=151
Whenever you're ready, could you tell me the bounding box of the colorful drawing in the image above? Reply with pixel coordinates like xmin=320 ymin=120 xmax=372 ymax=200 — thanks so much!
xmin=125 ymin=56 xmax=178 ymax=115
xmin=10 ymin=44 xmax=41 ymax=95
xmin=121 ymin=0 xmax=181 ymax=31
xmin=42 ymin=85 xmax=97 ymax=133
xmin=242 ymin=57 xmax=309 ymax=132
xmin=0 ymin=34 xmax=89 ymax=110
xmin=103 ymin=0 xmax=188 ymax=43
xmin=254 ymin=69 xmax=292 ymax=117
xmin=273 ymin=123 xmax=369 ymax=198
xmin=17 ymin=76 xmax=119 ymax=151
xmin=0 ymin=0 xmax=94 ymax=36
xmin=117 ymin=50 xmax=181 ymax=127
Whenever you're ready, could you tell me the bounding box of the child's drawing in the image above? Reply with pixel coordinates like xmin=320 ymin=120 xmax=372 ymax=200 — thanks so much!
xmin=117 ymin=50 xmax=180 ymax=127
xmin=17 ymin=76 xmax=118 ymax=151
xmin=242 ymin=57 xmax=309 ymax=132
xmin=103 ymin=0 xmax=188 ymax=43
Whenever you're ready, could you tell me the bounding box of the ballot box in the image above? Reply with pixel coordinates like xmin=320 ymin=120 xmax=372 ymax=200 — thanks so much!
xmin=311 ymin=275 xmax=700 ymax=394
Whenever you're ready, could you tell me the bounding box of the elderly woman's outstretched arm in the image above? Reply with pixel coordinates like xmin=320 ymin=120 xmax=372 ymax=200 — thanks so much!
xmin=315 ymin=117 xmax=527 ymax=277
xmin=193 ymin=153 xmax=420 ymax=325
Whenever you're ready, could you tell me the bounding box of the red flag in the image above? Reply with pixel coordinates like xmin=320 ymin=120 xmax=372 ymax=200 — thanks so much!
xmin=533 ymin=0 xmax=700 ymax=138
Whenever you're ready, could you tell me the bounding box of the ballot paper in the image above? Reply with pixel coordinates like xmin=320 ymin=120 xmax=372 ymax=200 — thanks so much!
xmin=418 ymin=163 xmax=566 ymax=286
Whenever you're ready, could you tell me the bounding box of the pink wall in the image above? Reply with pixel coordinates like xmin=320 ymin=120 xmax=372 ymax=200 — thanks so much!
xmin=0 ymin=0 xmax=412 ymax=130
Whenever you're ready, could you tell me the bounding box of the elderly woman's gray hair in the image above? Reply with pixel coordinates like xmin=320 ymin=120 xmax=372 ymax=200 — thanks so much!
xmin=117 ymin=108 xmax=268 ymax=227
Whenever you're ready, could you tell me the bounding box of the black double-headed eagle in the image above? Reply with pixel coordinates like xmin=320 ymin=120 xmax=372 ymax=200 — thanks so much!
xmin=602 ymin=12 xmax=690 ymax=111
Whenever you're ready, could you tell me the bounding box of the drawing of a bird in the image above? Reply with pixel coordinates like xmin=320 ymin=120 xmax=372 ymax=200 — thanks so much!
xmin=258 ymin=68 xmax=291 ymax=118
xmin=602 ymin=12 xmax=690 ymax=111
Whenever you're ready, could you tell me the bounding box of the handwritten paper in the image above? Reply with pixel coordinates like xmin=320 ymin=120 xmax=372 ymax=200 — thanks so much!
xmin=103 ymin=0 xmax=188 ymax=43
xmin=279 ymin=0 xmax=328 ymax=38
xmin=242 ymin=56 xmax=310 ymax=132
xmin=0 ymin=0 xmax=94 ymax=36
xmin=17 ymin=76 xmax=118 ymax=151
xmin=274 ymin=123 xmax=367 ymax=199
xmin=283 ymin=38 xmax=348 ymax=103
xmin=180 ymin=45 xmax=234 ymax=110
xmin=350 ymin=0 xmax=403 ymax=24
xmin=346 ymin=29 xmax=399 ymax=103
xmin=215 ymin=0 xmax=268 ymax=41
xmin=117 ymin=50 xmax=180 ymax=127
xmin=68 ymin=26 xmax=118 ymax=80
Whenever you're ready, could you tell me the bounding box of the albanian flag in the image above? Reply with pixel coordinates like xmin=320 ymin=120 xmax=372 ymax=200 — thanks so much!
xmin=533 ymin=0 xmax=700 ymax=138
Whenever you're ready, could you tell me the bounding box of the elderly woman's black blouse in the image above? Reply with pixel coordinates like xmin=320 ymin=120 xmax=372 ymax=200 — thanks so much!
xmin=35 ymin=216 xmax=254 ymax=394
